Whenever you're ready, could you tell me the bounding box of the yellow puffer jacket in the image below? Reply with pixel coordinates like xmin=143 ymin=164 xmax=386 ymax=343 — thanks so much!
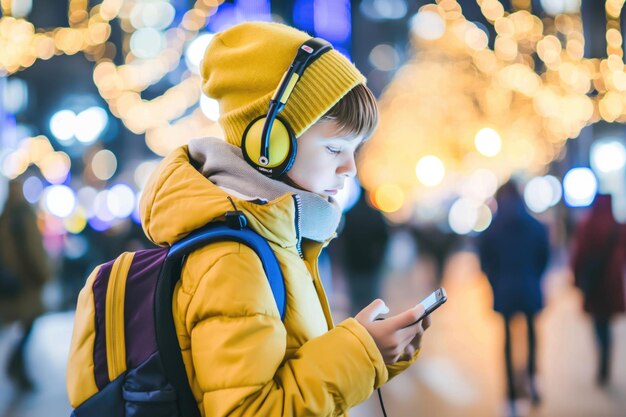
xmin=140 ymin=146 xmax=419 ymax=417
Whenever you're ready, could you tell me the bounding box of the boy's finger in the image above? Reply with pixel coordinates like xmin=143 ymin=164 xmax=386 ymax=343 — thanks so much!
xmin=386 ymin=305 xmax=425 ymax=329
xmin=421 ymin=314 xmax=432 ymax=331
xmin=355 ymin=299 xmax=389 ymax=323
xmin=405 ymin=343 xmax=416 ymax=358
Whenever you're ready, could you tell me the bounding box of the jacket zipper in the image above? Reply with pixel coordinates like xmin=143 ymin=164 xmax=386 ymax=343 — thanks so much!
xmin=308 ymin=242 xmax=335 ymax=330
xmin=292 ymin=194 xmax=304 ymax=258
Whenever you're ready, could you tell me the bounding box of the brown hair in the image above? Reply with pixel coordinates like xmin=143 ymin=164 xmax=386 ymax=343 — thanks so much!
xmin=321 ymin=83 xmax=378 ymax=140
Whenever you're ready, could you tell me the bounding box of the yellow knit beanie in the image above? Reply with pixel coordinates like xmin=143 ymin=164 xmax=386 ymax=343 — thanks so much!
xmin=201 ymin=22 xmax=366 ymax=147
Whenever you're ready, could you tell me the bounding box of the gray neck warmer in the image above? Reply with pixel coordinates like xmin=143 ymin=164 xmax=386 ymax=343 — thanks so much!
xmin=188 ymin=137 xmax=342 ymax=243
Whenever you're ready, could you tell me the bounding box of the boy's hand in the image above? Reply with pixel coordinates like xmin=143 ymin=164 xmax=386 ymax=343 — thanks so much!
xmin=355 ymin=299 xmax=432 ymax=365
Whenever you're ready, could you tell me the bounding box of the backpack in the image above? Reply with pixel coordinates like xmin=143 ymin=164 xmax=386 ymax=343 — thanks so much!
xmin=66 ymin=213 xmax=285 ymax=417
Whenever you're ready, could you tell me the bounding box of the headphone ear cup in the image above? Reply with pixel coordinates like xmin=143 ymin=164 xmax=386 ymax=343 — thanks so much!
xmin=241 ymin=115 xmax=297 ymax=178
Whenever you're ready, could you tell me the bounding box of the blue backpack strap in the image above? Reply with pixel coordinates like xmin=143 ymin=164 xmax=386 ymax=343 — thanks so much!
xmin=154 ymin=220 xmax=285 ymax=417
xmin=168 ymin=222 xmax=286 ymax=319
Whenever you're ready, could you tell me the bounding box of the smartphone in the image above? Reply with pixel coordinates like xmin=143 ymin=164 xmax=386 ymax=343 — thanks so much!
xmin=414 ymin=287 xmax=447 ymax=324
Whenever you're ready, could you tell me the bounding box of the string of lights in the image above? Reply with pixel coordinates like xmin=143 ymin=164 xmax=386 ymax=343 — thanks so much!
xmin=2 ymin=0 xmax=626 ymax=237
xmin=360 ymin=0 xmax=625 ymax=230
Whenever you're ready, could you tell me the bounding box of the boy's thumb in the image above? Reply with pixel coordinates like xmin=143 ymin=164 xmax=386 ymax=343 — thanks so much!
xmin=357 ymin=299 xmax=390 ymax=322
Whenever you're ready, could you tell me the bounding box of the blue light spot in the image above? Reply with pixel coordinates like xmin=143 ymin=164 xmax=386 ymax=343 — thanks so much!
xmin=236 ymin=0 xmax=271 ymax=22
xmin=313 ymin=0 xmax=351 ymax=43
xmin=294 ymin=0 xmax=315 ymax=33
xmin=88 ymin=216 xmax=113 ymax=232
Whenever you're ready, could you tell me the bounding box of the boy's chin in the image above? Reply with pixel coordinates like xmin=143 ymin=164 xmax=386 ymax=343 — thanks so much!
xmin=279 ymin=175 xmax=336 ymax=200
xmin=282 ymin=175 xmax=322 ymax=195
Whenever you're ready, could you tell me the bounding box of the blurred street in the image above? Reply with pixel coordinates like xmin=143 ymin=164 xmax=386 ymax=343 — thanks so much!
xmin=1 ymin=248 xmax=624 ymax=417
xmin=2 ymin=1 xmax=626 ymax=417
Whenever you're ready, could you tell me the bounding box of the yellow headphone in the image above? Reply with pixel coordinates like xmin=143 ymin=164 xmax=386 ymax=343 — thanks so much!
xmin=241 ymin=38 xmax=332 ymax=178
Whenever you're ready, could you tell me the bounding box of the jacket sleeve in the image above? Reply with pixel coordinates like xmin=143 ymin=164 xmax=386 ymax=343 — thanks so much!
xmin=183 ymin=245 xmax=389 ymax=417
xmin=386 ymin=348 xmax=421 ymax=381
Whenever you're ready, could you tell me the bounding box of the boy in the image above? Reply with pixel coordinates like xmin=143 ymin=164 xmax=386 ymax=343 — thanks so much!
xmin=139 ymin=22 xmax=431 ymax=416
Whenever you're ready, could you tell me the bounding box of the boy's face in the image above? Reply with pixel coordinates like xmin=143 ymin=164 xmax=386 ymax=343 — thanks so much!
xmin=285 ymin=120 xmax=363 ymax=199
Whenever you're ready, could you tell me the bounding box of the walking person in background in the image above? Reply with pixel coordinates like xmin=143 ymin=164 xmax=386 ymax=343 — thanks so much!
xmin=571 ymin=193 xmax=626 ymax=387
xmin=477 ymin=181 xmax=550 ymax=417
xmin=0 ymin=178 xmax=51 ymax=391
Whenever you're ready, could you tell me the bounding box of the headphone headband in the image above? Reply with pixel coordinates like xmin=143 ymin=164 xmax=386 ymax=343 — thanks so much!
xmin=259 ymin=38 xmax=333 ymax=164
xmin=242 ymin=38 xmax=333 ymax=178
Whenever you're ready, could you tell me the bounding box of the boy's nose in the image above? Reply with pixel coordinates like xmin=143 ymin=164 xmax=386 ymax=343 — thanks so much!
xmin=338 ymin=154 xmax=357 ymax=177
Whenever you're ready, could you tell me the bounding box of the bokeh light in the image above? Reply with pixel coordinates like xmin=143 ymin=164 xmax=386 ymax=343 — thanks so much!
xmin=1 ymin=150 xmax=29 ymax=179
xmin=94 ymin=190 xmax=115 ymax=222
xmin=130 ymin=28 xmax=163 ymax=59
xmin=540 ymin=0 xmax=581 ymax=16
xmin=185 ymin=33 xmax=215 ymax=74
xmin=75 ymin=107 xmax=108 ymax=144
xmin=473 ymin=203 xmax=493 ymax=232
xmin=524 ymin=176 xmax=554 ymax=213
xmin=373 ymin=183 xmax=405 ymax=213
xmin=9 ymin=0 xmax=32 ymax=18
xmin=107 ymin=184 xmax=136 ymax=219
xmin=313 ymin=0 xmax=351 ymax=44
xmin=134 ymin=160 xmax=160 ymax=190
xmin=132 ymin=191 xmax=143 ymax=224
xmin=64 ymin=234 xmax=89 ymax=259
xmin=415 ymin=155 xmax=445 ymax=187
xmin=474 ymin=128 xmax=502 ymax=157
xmin=590 ymin=139 xmax=626 ymax=174
xmin=544 ymin=175 xmax=563 ymax=207
xmin=49 ymin=110 xmax=76 ymax=141
xmin=3 ymin=77 xmax=28 ymax=113
xmin=40 ymin=151 xmax=71 ymax=184
xmin=200 ymin=95 xmax=220 ymax=121
xmin=463 ymin=169 xmax=499 ymax=201
xmin=360 ymin=0 xmax=408 ymax=20
xmin=22 ymin=175 xmax=44 ymax=204
xmin=91 ymin=149 xmax=117 ymax=181
xmin=63 ymin=207 xmax=88 ymax=234
xmin=563 ymin=167 xmax=597 ymax=207
xmin=88 ymin=216 xmax=113 ymax=232
xmin=448 ymin=198 xmax=480 ymax=235
xmin=130 ymin=1 xmax=175 ymax=30
xmin=44 ymin=185 xmax=76 ymax=218
xmin=369 ymin=44 xmax=400 ymax=72
xmin=411 ymin=10 xmax=445 ymax=40
xmin=77 ymin=186 xmax=98 ymax=218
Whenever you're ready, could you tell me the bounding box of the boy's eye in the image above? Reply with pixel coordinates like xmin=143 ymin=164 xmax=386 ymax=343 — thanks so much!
xmin=326 ymin=146 xmax=341 ymax=155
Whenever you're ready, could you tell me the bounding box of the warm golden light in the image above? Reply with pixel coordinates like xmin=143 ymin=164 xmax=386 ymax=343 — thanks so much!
xmin=475 ymin=128 xmax=502 ymax=157
xmin=416 ymin=155 xmax=446 ymax=187
xmin=40 ymin=151 xmax=71 ymax=184
xmin=1 ymin=0 xmax=223 ymax=151
xmin=373 ymin=184 xmax=405 ymax=213
xmin=359 ymin=1 xmax=601 ymax=217
xmin=6 ymin=0 xmax=626 ymax=221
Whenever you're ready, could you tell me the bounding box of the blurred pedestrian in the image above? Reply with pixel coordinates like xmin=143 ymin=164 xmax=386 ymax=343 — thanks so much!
xmin=341 ymin=191 xmax=390 ymax=315
xmin=570 ymin=193 xmax=625 ymax=386
xmin=410 ymin=223 xmax=458 ymax=285
xmin=0 ymin=178 xmax=51 ymax=391
xmin=477 ymin=181 xmax=550 ymax=415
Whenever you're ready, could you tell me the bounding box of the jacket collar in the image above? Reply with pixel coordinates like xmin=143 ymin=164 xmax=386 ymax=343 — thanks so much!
xmin=140 ymin=145 xmax=300 ymax=249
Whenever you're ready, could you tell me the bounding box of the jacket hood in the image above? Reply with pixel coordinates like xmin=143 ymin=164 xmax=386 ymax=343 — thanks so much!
xmin=139 ymin=145 xmax=299 ymax=248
